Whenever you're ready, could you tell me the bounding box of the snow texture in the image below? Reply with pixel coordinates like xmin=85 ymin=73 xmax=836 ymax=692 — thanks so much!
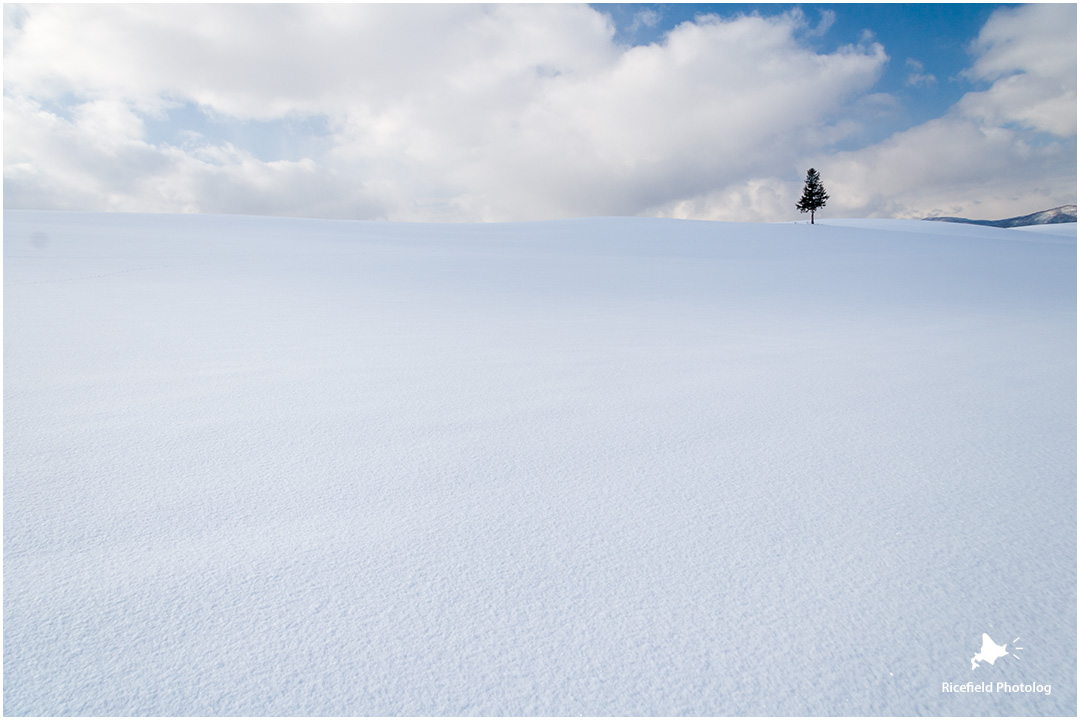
xmin=4 ymin=211 xmax=1076 ymax=716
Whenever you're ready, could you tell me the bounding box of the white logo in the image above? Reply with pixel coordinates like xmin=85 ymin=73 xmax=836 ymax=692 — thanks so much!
xmin=941 ymin=633 xmax=1049 ymax=696
xmin=971 ymin=633 xmax=1022 ymax=671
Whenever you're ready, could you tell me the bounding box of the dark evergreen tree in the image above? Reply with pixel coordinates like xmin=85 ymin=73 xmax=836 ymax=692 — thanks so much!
xmin=796 ymin=168 xmax=829 ymax=224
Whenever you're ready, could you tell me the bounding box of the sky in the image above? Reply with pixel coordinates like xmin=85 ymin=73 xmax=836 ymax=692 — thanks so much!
xmin=3 ymin=2 xmax=1076 ymax=223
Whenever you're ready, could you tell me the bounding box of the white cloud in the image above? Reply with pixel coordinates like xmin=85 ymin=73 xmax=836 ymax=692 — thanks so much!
xmin=429 ymin=11 xmax=885 ymax=219
xmin=809 ymin=9 xmax=837 ymax=38
xmin=3 ymin=4 xmax=886 ymax=221
xmin=966 ymin=3 xmax=1076 ymax=84
xmin=648 ymin=177 xmax=801 ymax=223
xmin=813 ymin=3 xmax=1076 ymax=220
xmin=904 ymin=59 xmax=937 ymax=88
xmin=3 ymin=94 xmax=373 ymax=217
xmin=957 ymin=3 xmax=1076 ymax=137
xmin=820 ymin=115 xmax=1073 ymax=219
xmin=2 ymin=3 xmax=1074 ymax=222
xmin=628 ymin=9 xmax=661 ymax=35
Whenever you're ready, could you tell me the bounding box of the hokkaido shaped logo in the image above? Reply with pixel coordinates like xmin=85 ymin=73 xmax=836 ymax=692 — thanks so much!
xmin=971 ymin=633 xmax=1021 ymax=671
xmin=941 ymin=633 xmax=1048 ymax=696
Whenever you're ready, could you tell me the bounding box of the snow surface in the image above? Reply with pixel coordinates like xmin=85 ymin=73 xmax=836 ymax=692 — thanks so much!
xmin=4 ymin=211 xmax=1076 ymax=716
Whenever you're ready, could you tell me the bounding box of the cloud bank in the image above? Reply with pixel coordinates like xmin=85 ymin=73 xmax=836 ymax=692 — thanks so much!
xmin=3 ymin=3 xmax=1075 ymax=222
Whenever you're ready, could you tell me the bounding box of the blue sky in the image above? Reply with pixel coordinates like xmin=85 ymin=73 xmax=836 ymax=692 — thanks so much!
xmin=4 ymin=3 xmax=1075 ymax=222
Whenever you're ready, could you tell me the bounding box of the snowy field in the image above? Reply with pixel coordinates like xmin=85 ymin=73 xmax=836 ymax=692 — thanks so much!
xmin=4 ymin=210 xmax=1076 ymax=716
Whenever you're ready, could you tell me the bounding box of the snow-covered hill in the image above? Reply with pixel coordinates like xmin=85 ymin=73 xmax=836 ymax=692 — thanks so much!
xmin=4 ymin=211 xmax=1076 ymax=716
xmin=926 ymin=204 xmax=1077 ymax=228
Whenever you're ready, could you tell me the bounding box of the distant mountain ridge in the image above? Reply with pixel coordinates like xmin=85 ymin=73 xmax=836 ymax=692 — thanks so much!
xmin=925 ymin=204 xmax=1077 ymax=228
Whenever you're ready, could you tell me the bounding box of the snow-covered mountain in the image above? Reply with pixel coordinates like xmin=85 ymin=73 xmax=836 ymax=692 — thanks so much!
xmin=925 ymin=204 xmax=1077 ymax=227
xmin=4 ymin=211 xmax=1076 ymax=716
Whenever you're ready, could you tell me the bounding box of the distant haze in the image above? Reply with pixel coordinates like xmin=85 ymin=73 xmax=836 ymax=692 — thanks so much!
xmin=3 ymin=3 xmax=1076 ymax=222
xmin=926 ymin=204 xmax=1078 ymax=228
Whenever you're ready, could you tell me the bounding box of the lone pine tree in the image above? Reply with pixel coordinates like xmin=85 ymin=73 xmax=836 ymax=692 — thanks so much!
xmin=796 ymin=168 xmax=829 ymax=224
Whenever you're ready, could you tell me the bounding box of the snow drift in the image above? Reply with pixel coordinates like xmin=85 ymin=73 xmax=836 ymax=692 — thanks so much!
xmin=4 ymin=211 xmax=1076 ymax=715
